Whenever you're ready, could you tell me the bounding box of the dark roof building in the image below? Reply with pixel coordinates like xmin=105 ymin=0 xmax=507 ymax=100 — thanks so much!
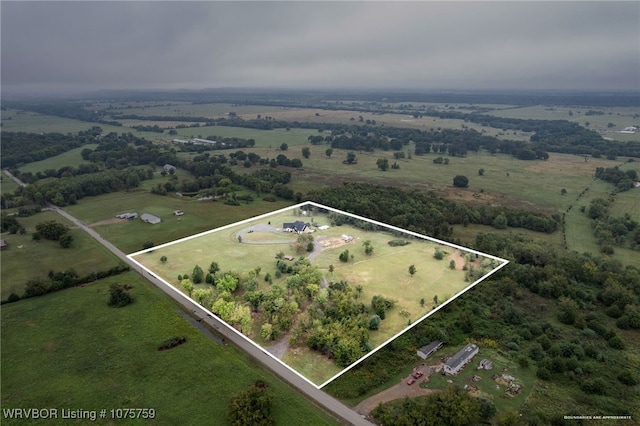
xmin=417 ymin=340 xmax=443 ymax=360
xmin=282 ymin=221 xmax=310 ymax=234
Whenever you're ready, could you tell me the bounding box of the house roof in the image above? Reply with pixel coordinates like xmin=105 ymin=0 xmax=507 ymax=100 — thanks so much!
xmin=141 ymin=213 xmax=161 ymax=223
xmin=418 ymin=340 xmax=443 ymax=355
xmin=283 ymin=221 xmax=309 ymax=232
xmin=445 ymin=343 xmax=478 ymax=371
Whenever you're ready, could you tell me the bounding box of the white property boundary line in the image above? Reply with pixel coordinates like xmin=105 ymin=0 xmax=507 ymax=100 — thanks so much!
xmin=128 ymin=201 xmax=509 ymax=389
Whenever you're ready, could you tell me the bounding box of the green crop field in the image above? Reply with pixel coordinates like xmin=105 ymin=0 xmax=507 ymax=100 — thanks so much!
xmin=0 ymin=272 xmax=340 ymax=426
xmin=132 ymin=205 xmax=503 ymax=386
xmin=0 ymin=210 xmax=123 ymax=297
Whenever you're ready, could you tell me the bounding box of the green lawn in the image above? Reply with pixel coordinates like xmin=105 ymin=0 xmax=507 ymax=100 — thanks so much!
xmin=64 ymin=191 xmax=292 ymax=254
xmin=133 ymin=207 xmax=502 ymax=386
xmin=0 ymin=210 xmax=122 ymax=297
xmin=0 ymin=273 xmax=340 ymax=426
xmin=167 ymin=126 xmax=320 ymax=148
xmin=18 ymin=144 xmax=98 ymax=174
xmin=0 ymin=176 xmax=21 ymax=196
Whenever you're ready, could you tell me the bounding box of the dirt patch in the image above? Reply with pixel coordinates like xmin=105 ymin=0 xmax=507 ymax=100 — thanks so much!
xmin=320 ymin=237 xmax=352 ymax=250
xmin=88 ymin=218 xmax=126 ymax=227
xmin=354 ymin=365 xmax=440 ymax=416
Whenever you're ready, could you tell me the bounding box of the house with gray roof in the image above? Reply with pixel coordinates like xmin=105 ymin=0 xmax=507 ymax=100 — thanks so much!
xmin=282 ymin=221 xmax=311 ymax=234
xmin=443 ymin=343 xmax=479 ymax=375
xmin=417 ymin=340 xmax=443 ymax=360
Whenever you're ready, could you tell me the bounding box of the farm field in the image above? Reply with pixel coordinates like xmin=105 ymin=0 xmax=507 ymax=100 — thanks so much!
xmin=0 ymin=110 xmax=163 ymax=140
xmin=0 ymin=272 xmax=340 ymax=426
xmin=165 ymin=125 xmax=320 ymax=147
xmin=63 ymin=190 xmax=292 ymax=254
xmin=484 ymin=105 xmax=640 ymax=141
xmin=0 ymin=210 xmax=123 ymax=297
xmin=227 ymin=148 xmax=623 ymax=213
xmin=17 ymin=144 xmax=98 ymax=174
xmin=131 ymin=203 xmax=506 ymax=386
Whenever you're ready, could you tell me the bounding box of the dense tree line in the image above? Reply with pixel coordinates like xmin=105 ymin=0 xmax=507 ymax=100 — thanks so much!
xmin=21 ymin=168 xmax=152 ymax=206
xmin=307 ymin=183 xmax=560 ymax=239
xmin=586 ymin=198 xmax=640 ymax=253
xmin=594 ymin=166 xmax=638 ymax=192
xmin=1 ymin=128 xmax=102 ymax=168
xmin=324 ymin=228 xmax=639 ymax=422
xmin=2 ymin=264 xmax=130 ymax=303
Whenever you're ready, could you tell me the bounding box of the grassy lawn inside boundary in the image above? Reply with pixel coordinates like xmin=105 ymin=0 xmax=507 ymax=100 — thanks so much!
xmin=131 ymin=203 xmax=506 ymax=386
xmin=0 ymin=272 xmax=341 ymax=426
xmin=17 ymin=144 xmax=98 ymax=175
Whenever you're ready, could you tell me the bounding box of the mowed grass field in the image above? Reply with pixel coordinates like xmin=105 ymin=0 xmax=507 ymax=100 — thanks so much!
xmin=18 ymin=144 xmax=98 ymax=174
xmin=63 ymin=191 xmax=292 ymax=254
xmin=0 ymin=272 xmax=341 ymax=426
xmin=1 ymin=176 xmax=21 ymax=196
xmin=133 ymin=208 xmax=499 ymax=385
xmin=0 ymin=210 xmax=122 ymax=297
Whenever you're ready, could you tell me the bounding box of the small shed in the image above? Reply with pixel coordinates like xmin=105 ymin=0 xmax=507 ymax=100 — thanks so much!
xmin=141 ymin=213 xmax=161 ymax=224
xmin=0 ymin=239 xmax=8 ymax=250
xmin=417 ymin=340 xmax=443 ymax=360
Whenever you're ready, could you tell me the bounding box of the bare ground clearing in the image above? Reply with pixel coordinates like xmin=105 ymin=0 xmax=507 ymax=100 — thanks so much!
xmin=354 ymin=364 xmax=441 ymax=416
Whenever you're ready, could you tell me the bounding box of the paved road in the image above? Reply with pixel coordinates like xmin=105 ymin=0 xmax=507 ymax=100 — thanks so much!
xmin=3 ymin=169 xmax=373 ymax=426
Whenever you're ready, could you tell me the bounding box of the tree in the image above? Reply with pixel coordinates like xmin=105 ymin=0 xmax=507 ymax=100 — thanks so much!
xmin=449 ymin=260 xmax=456 ymax=270
xmin=192 ymin=265 xmax=204 ymax=284
xmin=345 ymin=151 xmax=357 ymax=164
xmin=58 ymin=234 xmax=73 ymax=248
xmin=433 ymin=295 xmax=438 ymax=305
xmin=279 ymin=143 xmax=288 ymax=151
xmin=561 ymin=188 xmax=567 ymax=195
xmin=376 ymin=158 xmax=389 ymax=171
xmin=108 ymin=283 xmax=134 ymax=307
xmin=492 ymin=213 xmax=508 ymax=230
xmin=453 ymin=175 xmax=469 ymax=188
xmin=369 ymin=315 xmax=381 ymax=330
xmin=160 ymin=256 xmax=168 ymax=263
xmin=181 ymin=279 xmax=193 ymax=297
xmin=301 ymin=147 xmax=310 ymax=158
xmin=227 ymin=381 xmax=274 ymax=426
xmin=363 ymin=240 xmax=373 ymax=256
xmin=35 ymin=220 xmax=68 ymax=241
xmin=328 ymin=264 xmax=334 ymax=275
xmin=325 ymin=148 xmax=333 ymax=158
xmin=478 ymin=168 xmax=485 ymax=176
xmin=339 ymin=249 xmax=350 ymax=262
xmin=217 ymin=274 xmax=238 ymax=293
xmin=409 ymin=264 xmax=417 ymax=276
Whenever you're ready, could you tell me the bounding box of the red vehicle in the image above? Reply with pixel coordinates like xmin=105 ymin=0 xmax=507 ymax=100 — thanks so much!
xmin=407 ymin=378 xmax=416 ymax=385
xmin=412 ymin=371 xmax=424 ymax=379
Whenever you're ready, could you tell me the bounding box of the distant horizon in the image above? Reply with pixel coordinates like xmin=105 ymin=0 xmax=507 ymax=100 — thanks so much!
xmin=2 ymin=2 xmax=638 ymax=96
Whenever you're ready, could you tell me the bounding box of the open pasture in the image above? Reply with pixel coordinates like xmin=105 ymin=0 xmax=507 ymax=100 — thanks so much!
xmin=485 ymin=105 xmax=640 ymax=141
xmin=131 ymin=203 xmax=505 ymax=386
xmin=0 ymin=272 xmax=340 ymax=426
xmin=271 ymin=150 xmax=623 ymax=213
xmin=167 ymin=125 xmax=319 ymax=148
xmin=64 ymin=190 xmax=291 ymax=254
xmin=18 ymin=144 xmax=98 ymax=174
xmin=105 ymin=102 xmax=282 ymax=119
xmin=0 ymin=109 xmax=169 ymax=140
xmin=0 ymin=210 xmax=122 ymax=297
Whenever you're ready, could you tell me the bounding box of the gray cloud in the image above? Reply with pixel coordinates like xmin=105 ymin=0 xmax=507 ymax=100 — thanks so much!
xmin=2 ymin=1 xmax=638 ymax=94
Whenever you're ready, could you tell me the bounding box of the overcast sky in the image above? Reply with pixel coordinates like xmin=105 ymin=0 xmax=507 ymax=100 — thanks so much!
xmin=2 ymin=1 xmax=639 ymax=94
